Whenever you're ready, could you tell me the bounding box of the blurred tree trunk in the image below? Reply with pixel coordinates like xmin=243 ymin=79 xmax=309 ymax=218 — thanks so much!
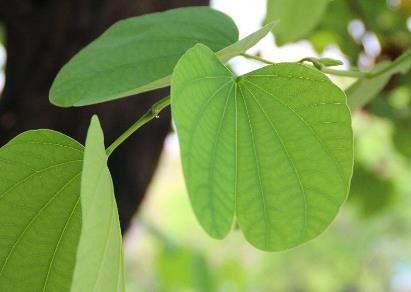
xmin=0 ymin=0 xmax=208 ymax=232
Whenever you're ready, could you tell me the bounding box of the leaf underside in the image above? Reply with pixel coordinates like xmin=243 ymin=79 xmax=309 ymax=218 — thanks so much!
xmin=171 ymin=44 xmax=354 ymax=251
xmin=0 ymin=130 xmax=83 ymax=291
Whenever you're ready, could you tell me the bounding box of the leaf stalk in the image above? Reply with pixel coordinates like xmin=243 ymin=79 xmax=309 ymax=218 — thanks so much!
xmin=106 ymin=95 xmax=171 ymax=157
xmin=240 ymin=53 xmax=369 ymax=78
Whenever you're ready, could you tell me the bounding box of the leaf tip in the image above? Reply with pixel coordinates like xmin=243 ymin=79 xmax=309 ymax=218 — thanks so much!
xmin=90 ymin=114 xmax=101 ymax=126
xmin=49 ymin=88 xmax=72 ymax=108
xmin=87 ymin=114 xmax=104 ymax=147
xmin=87 ymin=115 xmax=103 ymax=137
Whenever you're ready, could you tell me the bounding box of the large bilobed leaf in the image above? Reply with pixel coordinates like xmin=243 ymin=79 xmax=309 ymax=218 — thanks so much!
xmin=171 ymin=44 xmax=353 ymax=251
xmin=265 ymin=0 xmax=329 ymax=45
xmin=50 ymin=7 xmax=239 ymax=107
xmin=0 ymin=130 xmax=83 ymax=291
xmin=347 ymin=48 xmax=411 ymax=111
xmin=70 ymin=116 xmax=124 ymax=292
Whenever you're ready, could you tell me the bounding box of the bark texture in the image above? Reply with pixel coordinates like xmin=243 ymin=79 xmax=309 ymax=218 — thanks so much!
xmin=0 ymin=0 xmax=208 ymax=232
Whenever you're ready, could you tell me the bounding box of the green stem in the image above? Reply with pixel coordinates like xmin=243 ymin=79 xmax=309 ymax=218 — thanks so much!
xmin=241 ymin=53 xmax=275 ymax=64
xmin=241 ymin=53 xmax=368 ymax=78
xmin=106 ymin=95 xmax=171 ymax=157
xmin=319 ymin=67 xmax=367 ymax=78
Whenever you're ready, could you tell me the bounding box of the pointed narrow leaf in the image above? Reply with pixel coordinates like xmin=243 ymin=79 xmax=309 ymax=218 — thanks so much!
xmin=217 ymin=21 xmax=278 ymax=62
xmin=71 ymin=116 xmax=124 ymax=292
xmin=0 ymin=130 xmax=83 ymax=291
xmin=171 ymin=44 xmax=353 ymax=251
xmin=50 ymin=7 xmax=239 ymax=107
xmin=346 ymin=66 xmax=392 ymax=111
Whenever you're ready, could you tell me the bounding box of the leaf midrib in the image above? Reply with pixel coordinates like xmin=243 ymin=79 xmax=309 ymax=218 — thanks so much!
xmin=206 ymin=84 xmax=235 ymax=235
xmin=237 ymin=85 xmax=270 ymax=249
xmin=183 ymin=80 xmax=232 ymax=188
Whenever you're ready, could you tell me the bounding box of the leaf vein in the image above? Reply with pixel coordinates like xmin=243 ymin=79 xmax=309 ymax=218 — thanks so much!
xmin=238 ymin=84 xmax=270 ymax=249
xmin=243 ymin=85 xmax=308 ymax=240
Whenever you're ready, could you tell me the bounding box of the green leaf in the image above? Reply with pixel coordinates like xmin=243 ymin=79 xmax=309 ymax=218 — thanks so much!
xmin=0 ymin=130 xmax=83 ymax=291
xmin=171 ymin=44 xmax=353 ymax=251
xmin=217 ymin=21 xmax=278 ymax=62
xmin=157 ymin=246 xmax=214 ymax=292
xmin=393 ymin=123 xmax=411 ymax=159
xmin=349 ymin=164 xmax=396 ymax=218
xmin=346 ymin=63 xmax=392 ymax=111
xmin=265 ymin=0 xmax=329 ymax=45
xmin=71 ymin=116 xmax=124 ymax=292
xmin=145 ymin=221 xmax=214 ymax=291
xmin=347 ymin=48 xmax=411 ymax=111
xmin=50 ymin=7 xmax=239 ymax=107
xmin=0 ymin=119 xmax=124 ymax=291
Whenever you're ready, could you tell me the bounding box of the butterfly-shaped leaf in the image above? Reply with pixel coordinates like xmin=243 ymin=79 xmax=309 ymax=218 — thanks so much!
xmin=171 ymin=44 xmax=353 ymax=251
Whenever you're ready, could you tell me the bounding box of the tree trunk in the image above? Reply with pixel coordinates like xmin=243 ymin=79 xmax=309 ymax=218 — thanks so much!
xmin=0 ymin=0 xmax=208 ymax=232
